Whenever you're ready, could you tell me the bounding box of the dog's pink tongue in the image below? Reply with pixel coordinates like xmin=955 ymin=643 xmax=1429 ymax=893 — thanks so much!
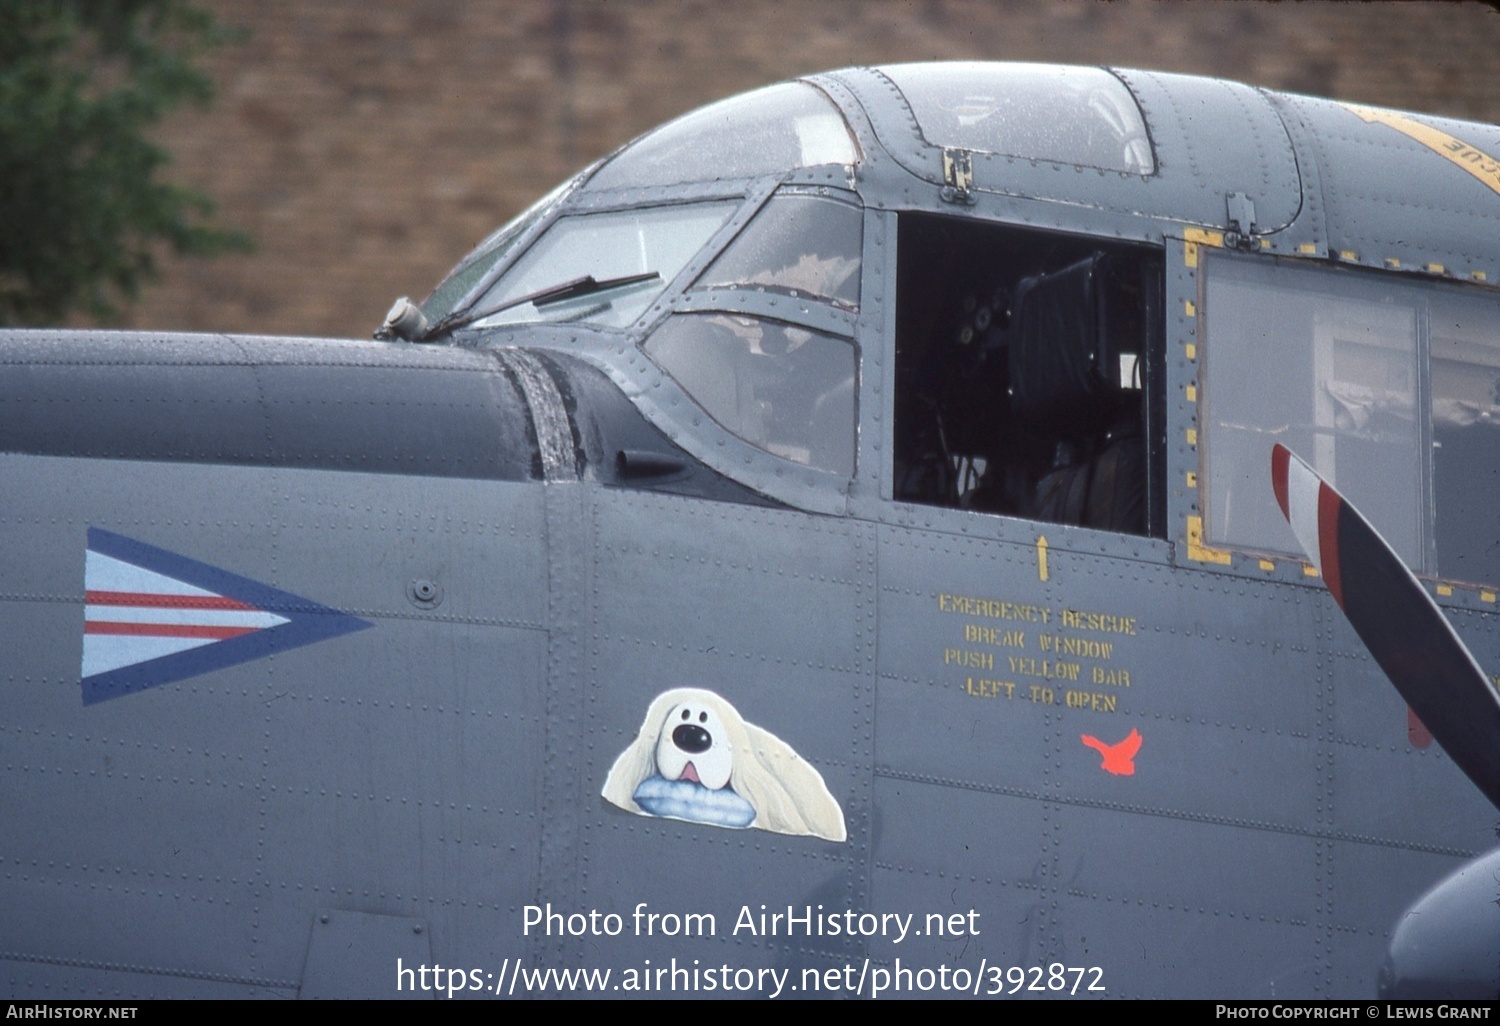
xmin=680 ymin=762 xmax=701 ymax=784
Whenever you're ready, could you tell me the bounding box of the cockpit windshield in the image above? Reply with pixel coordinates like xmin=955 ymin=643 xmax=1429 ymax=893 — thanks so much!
xmin=416 ymin=81 xmax=858 ymax=338
xmin=418 ymin=176 xmax=576 ymax=327
xmin=465 ymin=202 xmax=737 ymax=330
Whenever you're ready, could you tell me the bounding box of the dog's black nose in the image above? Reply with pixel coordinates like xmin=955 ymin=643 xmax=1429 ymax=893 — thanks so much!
xmin=672 ymin=724 xmax=712 ymax=753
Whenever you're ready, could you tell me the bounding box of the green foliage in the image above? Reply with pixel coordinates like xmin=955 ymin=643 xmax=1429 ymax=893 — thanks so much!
xmin=0 ymin=1 xmax=250 ymax=325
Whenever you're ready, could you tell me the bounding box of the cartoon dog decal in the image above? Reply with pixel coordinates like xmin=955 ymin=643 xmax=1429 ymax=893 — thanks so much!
xmin=602 ymin=688 xmax=846 ymax=842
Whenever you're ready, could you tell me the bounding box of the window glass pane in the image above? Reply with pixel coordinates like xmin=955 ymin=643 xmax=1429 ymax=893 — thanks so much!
xmin=880 ymin=63 xmax=1153 ymax=174
xmin=468 ymin=202 xmax=736 ymax=330
xmin=1203 ymin=256 xmax=1421 ymax=566
xmin=1431 ymin=291 xmax=1500 ymax=585
xmin=697 ymin=193 xmax=862 ymax=307
xmin=420 ymin=176 xmax=575 ymax=322
xmin=587 ymin=82 xmax=858 ymax=191
xmin=644 ymin=313 xmax=855 ymax=476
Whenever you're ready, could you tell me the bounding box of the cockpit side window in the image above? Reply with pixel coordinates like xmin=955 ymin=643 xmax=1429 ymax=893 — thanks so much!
xmin=696 ymin=194 xmax=862 ymax=308
xmin=1202 ymin=252 xmax=1500 ymax=586
xmin=639 ymin=188 xmax=862 ymax=478
xmin=893 ymin=213 xmax=1164 ymax=537
xmin=645 ymin=314 xmax=855 ymax=476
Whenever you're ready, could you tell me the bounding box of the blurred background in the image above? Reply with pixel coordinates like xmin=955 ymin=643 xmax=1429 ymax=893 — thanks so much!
xmin=89 ymin=0 xmax=1500 ymax=337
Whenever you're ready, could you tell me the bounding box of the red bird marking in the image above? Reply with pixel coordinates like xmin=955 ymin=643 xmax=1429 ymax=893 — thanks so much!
xmin=1081 ymin=728 xmax=1142 ymax=776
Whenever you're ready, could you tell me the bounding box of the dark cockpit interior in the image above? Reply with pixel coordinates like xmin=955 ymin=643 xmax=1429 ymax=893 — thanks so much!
xmin=895 ymin=213 xmax=1164 ymax=536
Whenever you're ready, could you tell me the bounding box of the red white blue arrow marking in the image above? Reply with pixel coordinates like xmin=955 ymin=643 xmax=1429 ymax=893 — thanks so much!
xmin=81 ymin=528 xmax=371 ymax=705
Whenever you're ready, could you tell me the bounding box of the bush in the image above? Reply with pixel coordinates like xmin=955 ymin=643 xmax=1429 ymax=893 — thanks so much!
xmin=0 ymin=1 xmax=250 ymax=325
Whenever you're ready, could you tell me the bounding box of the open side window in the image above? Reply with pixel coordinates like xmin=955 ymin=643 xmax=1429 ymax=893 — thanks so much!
xmin=894 ymin=213 xmax=1164 ymax=536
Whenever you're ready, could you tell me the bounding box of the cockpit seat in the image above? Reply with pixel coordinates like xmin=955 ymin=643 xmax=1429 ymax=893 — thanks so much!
xmin=1030 ymin=409 xmax=1144 ymax=533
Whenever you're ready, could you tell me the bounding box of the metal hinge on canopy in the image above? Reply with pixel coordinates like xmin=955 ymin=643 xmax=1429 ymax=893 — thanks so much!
xmin=941 ymin=147 xmax=976 ymax=205
xmin=1225 ymin=192 xmax=1258 ymax=250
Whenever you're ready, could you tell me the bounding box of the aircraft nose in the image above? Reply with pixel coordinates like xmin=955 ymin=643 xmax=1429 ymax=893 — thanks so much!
xmin=672 ymin=724 xmax=712 ymax=753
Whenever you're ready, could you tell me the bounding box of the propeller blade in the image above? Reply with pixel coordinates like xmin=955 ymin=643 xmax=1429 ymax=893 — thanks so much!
xmin=1270 ymin=443 xmax=1500 ymax=809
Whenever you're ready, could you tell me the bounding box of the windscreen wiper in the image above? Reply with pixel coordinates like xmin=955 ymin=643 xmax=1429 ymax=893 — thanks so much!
xmin=417 ymin=271 xmax=660 ymax=340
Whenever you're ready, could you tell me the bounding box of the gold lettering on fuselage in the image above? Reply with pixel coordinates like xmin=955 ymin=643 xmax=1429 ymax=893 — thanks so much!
xmin=944 ymin=648 xmax=994 ymax=671
xmin=1065 ymin=689 xmax=1118 ymax=713
xmin=1344 ymin=103 xmax=1500 ymax=197
xmin=1059 ymin=609 xmax=1137 ymax=635
xmin=1006 ymin=656 xmax=1081 ymax=681
xmin=965 ymin=677 xmax=1016 ymax=699
xmin=1039 ymin=635 xmax=1111 ymax=659
xmin=964 ymin=623 xmax=1026 ymax=648
xmin=1092 ymin=667 xmax=1131 ymax=687
xmin=941 ymin=593 xmax=1139 ymax=714
xmin=937 ymin=593 xmax=1050 ymax=624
